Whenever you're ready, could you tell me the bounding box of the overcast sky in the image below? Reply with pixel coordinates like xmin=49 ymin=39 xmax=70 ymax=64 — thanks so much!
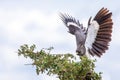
xmin=0 ymin=0 xmax=120 ymax=80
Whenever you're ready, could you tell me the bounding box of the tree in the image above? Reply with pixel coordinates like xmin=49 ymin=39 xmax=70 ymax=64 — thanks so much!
xmin=18 ymin=44 xmax=102 ymax=80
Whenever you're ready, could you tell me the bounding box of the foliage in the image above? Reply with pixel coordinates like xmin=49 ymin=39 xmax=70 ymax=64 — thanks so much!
xmin=18 ymin=44 xmax=102 ymax=80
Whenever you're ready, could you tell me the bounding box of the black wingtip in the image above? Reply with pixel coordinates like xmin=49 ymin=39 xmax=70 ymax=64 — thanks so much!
xmin=59 ymin=13 xmax=67 ymax=26
xmin=88 ymin=16 xmax=92 ymax=26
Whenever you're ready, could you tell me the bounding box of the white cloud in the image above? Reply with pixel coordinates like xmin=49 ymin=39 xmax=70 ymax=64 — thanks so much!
xmin=0 ymin=9 xmax=59 ymax=37
xmin=0 ymin=8 xmax=75 ymax=80
xmin=0 ymin=9 xmax=58 ymax=46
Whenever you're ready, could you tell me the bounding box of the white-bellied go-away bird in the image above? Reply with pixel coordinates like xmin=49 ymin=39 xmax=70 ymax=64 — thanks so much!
xmin=60 ymin=7 xmax=113 ymax=57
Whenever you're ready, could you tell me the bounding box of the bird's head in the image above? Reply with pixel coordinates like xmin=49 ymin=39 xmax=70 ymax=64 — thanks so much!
xmin=76 ymin=43 xmax=86 ymax=56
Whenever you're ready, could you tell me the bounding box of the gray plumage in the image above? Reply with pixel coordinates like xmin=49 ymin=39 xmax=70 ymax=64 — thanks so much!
xmin=60 ymin=13 xmax=86 ymax=56
xmin=60 ymin=7 xmax=113 ymax=57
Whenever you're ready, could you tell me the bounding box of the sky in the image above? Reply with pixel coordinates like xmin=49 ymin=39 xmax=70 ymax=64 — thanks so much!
xmin=0 ymin=0 xmax=120 ymax=80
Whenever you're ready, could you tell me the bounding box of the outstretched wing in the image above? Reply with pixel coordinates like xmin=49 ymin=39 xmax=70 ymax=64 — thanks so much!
xmin=85 ymin=7 xmax=113 ymax=57
xmin=59 ymin=13 xmax=86 ymax=35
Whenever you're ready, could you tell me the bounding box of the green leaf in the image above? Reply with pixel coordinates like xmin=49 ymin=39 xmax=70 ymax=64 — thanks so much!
xmin=18 ymin=44 xmax=102 ymax=80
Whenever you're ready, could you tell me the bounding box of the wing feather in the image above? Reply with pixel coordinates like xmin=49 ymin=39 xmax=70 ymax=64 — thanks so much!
xmin=60 ymin=13 xmax=86 ymax=55
xmin=59 ymin=13 xmax=86 ymax=34
xmin=60 ymin=13 xmax=79 ymax=26
xmin=85 ymin=7 xmax=113 ymax=57
xmin=88 ymin=48 xmax=95 ymax=56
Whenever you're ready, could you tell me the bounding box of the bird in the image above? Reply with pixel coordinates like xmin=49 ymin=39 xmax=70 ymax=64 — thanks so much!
xmin=60 ymin=7 xmax=113 ymax=57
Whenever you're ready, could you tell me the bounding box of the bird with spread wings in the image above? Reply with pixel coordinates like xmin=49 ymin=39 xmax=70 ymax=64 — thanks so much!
xmin=60 ymin=7 xmax=113 ymax=57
